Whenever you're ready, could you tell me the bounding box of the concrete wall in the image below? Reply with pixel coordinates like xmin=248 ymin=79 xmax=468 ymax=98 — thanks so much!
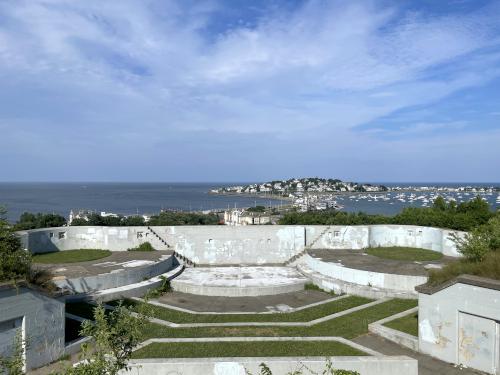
xmin=304 ymin=254 xmax=427 ymax=293
xmin=121 ymin=356 xmax=418 ymax=375
xmin=19 ymin=225 xmax=463 ymax=265
xmin=0 ymin=287 xmax=65 ymax=370
xmin=418 ymin=280 xmax=500 ymax=374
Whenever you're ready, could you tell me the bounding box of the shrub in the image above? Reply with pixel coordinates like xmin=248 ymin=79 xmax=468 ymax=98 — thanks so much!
xmin=128 ymin=242 xmax=155 ymax=252
xmin=0 ymin=207 xmax=31 ymax=282
xmin=427 ymin=252 xmax=500 ymax=286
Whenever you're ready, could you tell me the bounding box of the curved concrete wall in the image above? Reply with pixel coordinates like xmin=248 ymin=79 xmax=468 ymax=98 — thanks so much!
xmin=55 ymin=255 xmax=178 ymax=294
xmin=18 ymin=225 xmax=464 ymax=265
xmin=303 ymin=254 xmax=427 ymax=293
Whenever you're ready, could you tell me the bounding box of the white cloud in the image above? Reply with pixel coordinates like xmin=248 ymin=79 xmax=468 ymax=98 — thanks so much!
xmin=0 ymin=0 xmax=499 ymax=180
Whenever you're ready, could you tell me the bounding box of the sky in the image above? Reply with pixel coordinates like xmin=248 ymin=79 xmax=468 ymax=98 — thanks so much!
xmin=0 ymin=0 xmax=500 ymax=183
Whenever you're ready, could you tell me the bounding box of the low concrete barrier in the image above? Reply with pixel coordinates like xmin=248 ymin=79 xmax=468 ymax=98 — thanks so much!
xmin=368 ymin=307 xmax=419 ymax=351
xmin=302 ymin=254 xmax=427 ymax=294
xmin=56 ymin=255 xmax=178 ymax=294
xmin=121 ymin=356 xmax=418 ymax=375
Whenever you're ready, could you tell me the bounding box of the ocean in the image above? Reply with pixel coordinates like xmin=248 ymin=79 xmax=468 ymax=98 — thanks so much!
xmin=0 ymin=182 xmax=498 ymax=222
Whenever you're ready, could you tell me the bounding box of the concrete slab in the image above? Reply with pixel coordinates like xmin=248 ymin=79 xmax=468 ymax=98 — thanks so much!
xmin=154 ymin=289 xmax=334 ymax=313
xmin=171 ymin=266 xmax=308 ymax=296
xmin=309 ymin=249 xmax=455 ymax=276
xmin=33 ymin=250 xmax=174 ymax=278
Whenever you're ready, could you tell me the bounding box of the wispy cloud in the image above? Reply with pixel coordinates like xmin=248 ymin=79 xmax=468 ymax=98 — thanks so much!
xmin=0 ymin=0 xmax=499 ymax=181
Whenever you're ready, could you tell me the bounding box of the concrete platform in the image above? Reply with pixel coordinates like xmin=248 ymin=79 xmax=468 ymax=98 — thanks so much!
xmin=154 ymin=289 xmax=334 ymax=313
xmin=309 ymin=249 xmax=455 ymax=276
xmin=34 ymin=251 xmax=178 ymax=294
xmin=171 ymin=267 xmax=308 ymax=297
xmin=34 ymin=251 xmax=174 ymax=279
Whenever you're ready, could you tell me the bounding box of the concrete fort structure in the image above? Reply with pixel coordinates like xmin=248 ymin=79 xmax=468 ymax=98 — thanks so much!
xmin=417 ymin=276 xmax=500 ymax=374
xmin=19 ymin=224 xmax=461 ymax=260
xmin=0 ymin=285 xmax=65 ymax=371
xmin=18 ymin=224 xmax=464 ymax=298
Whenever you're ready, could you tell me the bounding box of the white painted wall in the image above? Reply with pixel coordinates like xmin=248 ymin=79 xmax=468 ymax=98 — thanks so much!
xmin=18 ymin=225 xmax=464 ymax=265
xmin=418 ymin=281 xmax=500 ymax=374
xmin=0 ymin=287 xmax=65 ymax=370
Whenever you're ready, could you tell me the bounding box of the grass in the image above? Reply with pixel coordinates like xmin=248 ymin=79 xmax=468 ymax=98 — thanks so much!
xmin=383 ymin=312 xmax=418 ymax=337
xmin=33 ymin=249 xmax=112 ymax=264
xmin=66 ymin=299 xmax=419 ymax=342
xmin=140 ymin=298 xmax=418 ymax=340
xmin=366 ymin=246 xmax=443 ymax=261
xmin=108 ymin=295 xmax=372 ymax=324
xmin=132 ymin=340 xmax=367 ymax=359
xmin=427 ymin=251 xmax=500 ymax=286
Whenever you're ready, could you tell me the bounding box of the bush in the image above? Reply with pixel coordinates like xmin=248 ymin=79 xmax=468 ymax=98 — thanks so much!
xmin=128 ymin=242 xmax=155 ymax=252
xmin=427 ymin=252 xmax=500 ymax=286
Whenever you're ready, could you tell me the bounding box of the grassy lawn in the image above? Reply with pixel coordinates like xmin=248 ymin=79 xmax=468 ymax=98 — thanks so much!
xmin=366 ymin=247 xmax=443 ymax=261
xmin=140 ymin=298 xmax=418 ymax=340
xmin=66 ymin=298 xmax=418 ymax=342
xmin=33 ymin=249 xmax=112 ymax=264
xmin=383 ymin=312 xmax=418 ymax=337
xmin=109 ymin=295 xmax=372 ymax=324
xmin=132 ymin=340 xmax=367 ymax=359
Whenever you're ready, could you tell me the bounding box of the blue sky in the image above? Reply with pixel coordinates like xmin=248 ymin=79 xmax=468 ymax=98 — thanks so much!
xmin=1 ymin=0 xmax=500 ymax=182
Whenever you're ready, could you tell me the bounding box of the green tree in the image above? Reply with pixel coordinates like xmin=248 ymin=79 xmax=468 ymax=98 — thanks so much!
xmin=14 ymin=212 xmax=66 ymax=230
xmin=0 ymin=207 xmax=31 ymax=282
xmin=63 ymin=303 xmax=146 ymax=375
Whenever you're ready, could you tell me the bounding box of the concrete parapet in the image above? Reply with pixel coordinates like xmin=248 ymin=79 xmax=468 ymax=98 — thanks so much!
xmin=122 ymin=356 xmax=418 ymax=375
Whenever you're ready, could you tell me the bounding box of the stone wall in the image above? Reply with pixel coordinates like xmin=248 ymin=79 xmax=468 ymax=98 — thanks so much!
xmin=0 ymin=287 xmax=65 ymax=371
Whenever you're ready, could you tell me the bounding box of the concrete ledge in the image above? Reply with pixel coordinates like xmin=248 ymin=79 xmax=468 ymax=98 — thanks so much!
xmin=122 ymin=356 xmax=418 ymax=375
xmin=298 ymin=263 xmax=417 ymax=299
xmin=368 ymin=307 xmax=419 ymax=352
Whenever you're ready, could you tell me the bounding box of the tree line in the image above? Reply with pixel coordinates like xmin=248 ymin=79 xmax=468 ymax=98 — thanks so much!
xmin=279 ymin=196 xmax=496 ymax=231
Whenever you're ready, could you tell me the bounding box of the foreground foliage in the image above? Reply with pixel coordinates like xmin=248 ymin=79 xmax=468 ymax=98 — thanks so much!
xmin=61 ymin=303 xmax=147 ymax=375
xmin=0 ymin=207 xmax=31 ymax=282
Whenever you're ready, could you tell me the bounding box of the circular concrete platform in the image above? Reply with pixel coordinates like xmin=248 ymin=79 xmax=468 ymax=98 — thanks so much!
xmin=171 ymin=267 xmax=308 ymax=297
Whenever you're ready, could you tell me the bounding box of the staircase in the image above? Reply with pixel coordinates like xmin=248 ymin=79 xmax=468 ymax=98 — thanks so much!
xmin=284 ymin=226 xmax=332 ymax=266
xmin=146 ymin=226 xmax=197 ymax=267
xmin=147 ymin=226 xmax=171 ymax=248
